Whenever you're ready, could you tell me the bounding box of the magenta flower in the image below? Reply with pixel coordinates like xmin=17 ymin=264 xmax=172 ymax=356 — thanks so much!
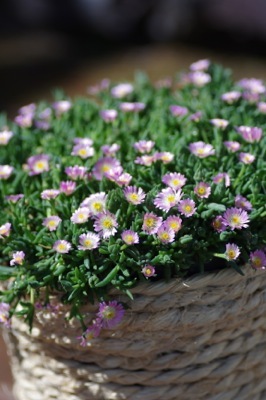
xmin=194 ymin=182 xmax=211 ymax=198
xmin=0 ymin=222 xmax=11 ymax=238
xmin=162 ymin=172 xmax=187 ymax=190
xmin=93 ymin=211 xmax=118 ymax=238
xmin=10 ymin=251 xmax=25 ymax=266
xmin=0 ymin=303 xmax=11 ymax=327
xmin=52 ymin=100 xmax=72 ymax=116
xmin=78 ymin=232 xmax=100 ymax=250
xmin=210 ymin=119 xmax=229 ymax=129
xmin=189 ymin=141 xmax=215 ymax=158
xmin=190 ymin=59 xmax=210 ymax=71
xmin=237 ymin=78 xmax=265 ymax=94
xmin=27 ymin=154 xmax=49 ymax=176
xmin=154 ymin=152 xmax=174 ymax=164
xmin=178 ymin=199 xmax=196 ymax=217
xmin=41 ymin=189 xmax=60 ymax=200
xmin=43 ymin=216 xmax=62 ymax=231
xmin=97 ymin=301 xmax=125 ymax=329
xmin=225 ymin=243 xmax=240 ymax=261
xmin=189 ymin=111 xmax=202 ymax=122
xmin=236 ymin=126 xmax=262 ymax=143
xmin=235 ymin=195 xmax=252 ymax=211
xmin=101 ymin=144 xmax=120 ymax=156
xmin=124 ymin=186 xmax=146 ymax=205
xmin=222 ymin=207 xmax=249 ymax=230
xmin=99 ymin=109 xmax=118 ymax=122
xmin=79 ymin=323 xmax=102 ymax=345
xmin=223 ymin=141 xmax=241 ymax=152
xmin=60 ymin=180 xmax=76 ymax=195
xmin=169 ymin=105 xmax=188 ymax=117
xmin=53 ymin=240 xmax=72 ymax=254
xmin=119 ymin=102 xmax=145 ymax=112
xmin=0 ymin=129 xmax=13 ymax=145
xmin=65 ymin=165 xmax=88 ymax=180
xmin=6 ymin=194 xmax=24 ymax=203
xmin=92 ymin=157 xmax=121 ymax=180
xmin=212 ymin=216 xmax=227 ymax=233
xmin=121 ymin=230 xmax=139 ymax=245
xmin=142 ymin=212 xmax=163 ymax=234
xmin=133 ymin=140 xmax=155 ymax=154
xmin=221 ymin=91 xmax=241 ymax=103
xmin=154 ymin=188 xmax=182 ymax=212
xmin=164 ymin=215 xmax=182 ymax=233
xmin=71 ymin=207 xmax=90 ymax=224
xmin=80 ymin=192 xmax=107 ymax=216
xmin=257 ymin=102 xmax=266 ymax=113
xmin=111 ymin=83 xmax=133 ymax=98
xmin=141 ymin=264 xmax=156 ymax=278
xmin=157 ymin=224 xmax=175 ymax=244
xmin=71 ymin=144 xmax=94 ymax=159
xmin=187 ymin=71 xmax=211 ymax=87
xmin=239 ymin=152 xmax=255 ymax=164
xmin=249 ymin=250 xmax=266 ymax=270
xmin=213 ymin=172 xmax=230 ymax=187
xmin=0 ymin=165 xmax=13 ymax=180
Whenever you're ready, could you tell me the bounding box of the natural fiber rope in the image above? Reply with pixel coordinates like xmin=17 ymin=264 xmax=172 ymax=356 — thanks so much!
xmin=4 ymin=265 xmax=266 ymax=400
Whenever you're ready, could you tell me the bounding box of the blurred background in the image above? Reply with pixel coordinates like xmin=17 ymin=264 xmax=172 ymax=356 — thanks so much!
xmin=1 ymin=0 xmax=266 ymax=397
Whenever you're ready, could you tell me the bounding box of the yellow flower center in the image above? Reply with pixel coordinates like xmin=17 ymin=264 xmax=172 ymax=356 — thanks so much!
xmin=172 ymin=179 xmax=180 ymax=186
xmin=184 ymin=205 xmax=192 ymax=212
xmin=160 ymin=232 xmax=169 ymax=240
xmin=167 ymin=194 xmax=175 ymax=203
xmin=92 ymin=202 xmax=103 ymax=212
xmin=231 ymin=215 xmax=240 ymax=224
xmin=129 ymin=193 xmax=139 ymax=202
xmin=78 ymin=148 xmax=87 ymax=156
xmin=198 ymin=187 xmax=206 ymax=195
xmin=227 ymin=250 xmax=236 ymax=259
xmin=102 ymin=306 xmax=115 ymax=320
xmin=102 ymin=219 xmax=113 ymax=229
xmin=48 ymin=221 xmax=56 ymax=227
xmin=35 ymin=161 xmax=46 ymax=170
xmin=146 ymin=218 xmax=155 ymax=228
xmin=58 ymin=244 xmax=67 ymax=251
xmin=253 ymin=257 xmax=262 ymax=267
xmin=84 ymin=239 xmax=92 ymax=247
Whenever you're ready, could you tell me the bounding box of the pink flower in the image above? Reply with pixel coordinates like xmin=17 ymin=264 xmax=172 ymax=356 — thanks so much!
xmin=249 ymin=250 xmax=266 ymax=270
xmin=189 ymin=111 xmax=202 ymax=122
xmin=212 ymin=216 xmax=227 ymax=232
xmin=135 ymin=155 xmax=155 ymax=166
xmin=194 ymin=182 xmax=211 ymax=198
xmin=53 ymin=240 xmax=72 ymax=254
xmin=115 ymin=172 xmax=132 ymax=186
xmin=71 ymin=207 xmax=90 ymax=224
xmin=239 ymin=152 xmax=255 ymax=164
xmin=73 ymin=137 xmax=93 ymax=146
xmin=189 ymin=141 xmax=215 ymax=158
xmin=79 ymin=323 xmax=102 ymax=345
xmin=133 ymin=140 xmax=155 ymax=154
xmin=80 ymin=192 xmax=107 ymax=215
xmin=164 ymin=215 xmax=182 ymax=233
xmin=92 ymin=157 xmax=121 ymax=180
xmin=111 ymin=83 xmax=133 ymax=98
xmin=210 ymin=119 xmax=229 ymax=129
xmin=6 ymin=194 xmax=24 ymax=203
xmin=190 ymin=59 xmax=210 ymax=71
xmin=10 ymin=251 xmax=25 ymax=266
xmin=78 ymin=232 xmax=100 ymax=250
xmin=101 ymin=144 xmax=120 ymax=156
xmin=97 ymin=301 xmax=125 ymax=328
xmin=0 ymin=165 xmax=13 ymax=180
xmin=60 ymin=181 xmax=76 ymax=195
xmin=14 ymin=114 xmax=33 ymax=128
xmin=121 ymin=230 xmax=139 ymax=245
xmin=187 ymin=71 xmax=211 ymax=87
xmin=178 ymin=199 xmax=196 ymax=217
xmin=0 ymin=303 xmax=11 ymax=327
xmin=225 ymin=243 xmax=240 ymax=261
xmin=99 ymin=109 xmax=118 ymax=122
xmin=154 ymin=188 xmax=182 ymax=212
xmin=223 ymin=141 xmax=241 ymax=152
xmin=52 ymin=100 xmax=72 ymax=116
xmin=93 ymin=211 xmax=118 ymax=238
xmin=237 ymin=78 xmax=265 ymax=94
xmin=43 ymin=216 xmax=62 ymax=231
xmin=71 ymin=144 xmax=95 ymax=159
xmin=162 ymin=172 xmax=187 ymax=190
xmin=65 ymin=165 xmax=88 ymax=180
xmin=154 ymin=152 xmax=174 ymax=164
xmin=221 ymin=91 xmax=241 ymax=104
xmin=27 ymin=154 xmax=49 ymax=175
xmin=142 ymin=212 xmax=162 ymax=234
xmin=119 ymin=102 xmax=145 ymax=112
xmin=124 ymin=186 xmax=146 ymax=205
xmin=235 ymin=195 xmax=252 ymax=211
xmin=157 ymin=224 xmax=175 ymax=244
xmin=257 ymin=102 xmax=266 ymax=113
xmin=213 ymin=172 xmax=230 ymax=187
xmin=41 ymin=189 xmax=60 ymax=200
xmin=169 ymin=105 xmax=188 ymax=117
xmin=18 ymin=103 xmax=36 ymax=115
xmin=236 ymin=126 xmax=262 ymax=143
xmin=222 ymin=207 xmax=249 ymax=230
xmin=141 ymin=264 xmax=156 ymax=278
xmin=0 ymin=222 xmax=11 ymax=238
xmin=0 ymin=129 xmax=13 ymax=145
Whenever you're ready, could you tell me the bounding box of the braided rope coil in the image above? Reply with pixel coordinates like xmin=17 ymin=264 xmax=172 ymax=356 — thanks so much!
xmin=4 ymin=266 xmax=266 ymax=400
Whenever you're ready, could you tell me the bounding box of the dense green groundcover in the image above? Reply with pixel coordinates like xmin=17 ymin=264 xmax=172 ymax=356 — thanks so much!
xmin=0 ymin=61 xmax=265 ymax=329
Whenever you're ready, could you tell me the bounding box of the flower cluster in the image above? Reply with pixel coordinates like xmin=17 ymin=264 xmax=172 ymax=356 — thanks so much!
xmin=0 ymin=61 xmax=265 ymax=340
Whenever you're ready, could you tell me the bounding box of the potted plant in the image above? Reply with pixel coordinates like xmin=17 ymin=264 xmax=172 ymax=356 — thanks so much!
xmin=0 ymin=60 xmax=265 ymax=400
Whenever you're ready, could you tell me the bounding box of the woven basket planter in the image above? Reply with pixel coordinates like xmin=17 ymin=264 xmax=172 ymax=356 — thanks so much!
xmin=4 ymin=265 xmax=266 ymax=400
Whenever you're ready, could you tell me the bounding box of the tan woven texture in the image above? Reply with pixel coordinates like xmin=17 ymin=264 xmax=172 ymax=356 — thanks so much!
xmin=5 ymin=266 xmax=266 ymax=400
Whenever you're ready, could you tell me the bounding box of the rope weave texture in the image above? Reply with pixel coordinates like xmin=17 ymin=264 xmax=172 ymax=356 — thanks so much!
xmin=5 ymin=266 xmax=266 ymax=400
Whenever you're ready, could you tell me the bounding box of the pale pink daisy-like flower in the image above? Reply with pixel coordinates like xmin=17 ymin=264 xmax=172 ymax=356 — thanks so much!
xmin=0 ymin=165 xmax=13 ymax=180
xmin=178 ymin=199 xmax=196 ymax=217
xmin=162 ymin=172 xmax=187 ymax=190
xmin=133 ymin=140 xmax=155 ymax=154
xmin=169 ymin=105 xmax=188 ymax=117
xmin=0 ymin=302 xmax=11 ymax=327
xmin=235 ymin=195 xmax=252 ymax=211
xmin=257 ymin=101 xmax=266 ymax=113
xmin=154 ymin=188 xmax=182 ymax=212
xmin=225 ymin=243 xmax=240 ymax=261
xmin=249 ymin=250 xmax=266 ymax=270
xmin=154 ymin=152 xmax=174 ymax=164
xmin=93 ymin=157 xmax=121 ymax=180
xmin=52 ymin=100 xmax=72 ymax=116
xmin=27 ymin=154 xmax=49 ymax=175
xmin=157 ymin=224 xmax=175 ymax=244
xmin=71 ymin=144 xmax=95 ymax=159
xmin=10 ymin=251 xmax=25 ymax=266
xmin=121 ymin=230 xmax=139 ymax=245
xmin=194 ymin=182 xmax=211 ymax=198
xmin=235 ymin=126 xmax=262 ymax=143
xmin=237 ymin=78 xmax=265 ymax=94
xmin=212 ymin=216 xmax=227 ymax=232
xmin=97 ymin=301 xmax=125 ymax=329
xmin=18 ymin=103 xmax=36 ymax=115
xmin=38 ymin=107 xmax=51 ymax=121
xmin=116 ymin=172 xmax=132 ymax=186
xmin=142 ymin=264 xmax=156 ymax=278
xmin=78 ymin=232 xmax=100 ymax=250
xmin=210 ymin=119 xmax=229 ymax=129
xmin=78 ymin=323 xmax=101 ymax=345
xmin=14 ymin=114 xmax=33 ymax=128
xmin=6 ymin=194 xmax=24 ymax=203
xmin=0 ymin=129 xmax=13 ymax=145
xmin=190 ymin=59 xmax=210 ymax=71
xmin=142 ymin=212 xmax=163 ymax=234
xmin=189 ymin=111 xmax=202 ymax=122
xmin=111 ymin=83 xmax=133 ymax=98
xmin=188 ymin=71 xmax=211 ymax=87
xmin=239 ymin=152 xmax=255 ymax=164
xmin=53 ymin=240 xmax=72 ymax=254
xmin=164 ymin=215 xmax=182 ymax=233
xmin=0 ymin=222 xmax=11 ymax=238
xmin=93 ymin=211 xmax=118 ymax=238
xmin=242 ymin=91 xmax=259 ymax=103
xmin=73 ymin=137 xmax=93 ymax=146
xmin=213 ymin=172 xmax=230 ymax=187
xmin=80 ymin=192 xmax=107 ymax=215
xmin=71 ymin=207 xmax=90 ymax=224
xmin=119 ymin=102 xmax=145 ymax=112
xmin=41 ymin=189 xmax=60 ymax=200
xmin=223 ymin=141 xmax=241 ymax=152
xmin=104 ymin=166 xmax=123 ymax=183
xmin=101 ymin=144 xmax=120 ymax=157
xmin=135 ymin=155 xmax=155 ymax=166
xmin=65 ymin=165 xmax=88 ymax=180
xmin=60 ymin=181 xmax=76 ymax=195
xmin=124 ymin=186 xmax=146 ymax=205
xmin=222 ymin=207 xmax=249 ymax=230
xmin=43 ymin=216 xmax=62 ymax=231
xmin=221 ymin=91 xmax=241 ymax=104
xmin=99 ymin=109 xmax=118 ymax=122
xmin=189 ymin=141 xmax=215 ymax=158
